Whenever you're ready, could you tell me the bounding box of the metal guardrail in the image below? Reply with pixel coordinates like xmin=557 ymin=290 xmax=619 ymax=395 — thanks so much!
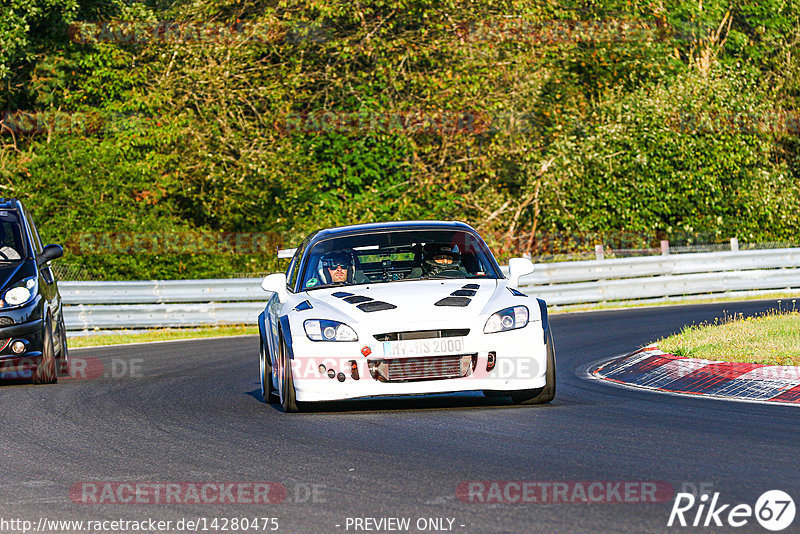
xmin=61 ymin=279 xmax=265 ymax=304
xmin=61 ymin=247 xmax=800 ymax=330
xmin=61 ymin=279 xmax=264 ymax=330
xmin=514 ymin=248 xmax=800 ymax=305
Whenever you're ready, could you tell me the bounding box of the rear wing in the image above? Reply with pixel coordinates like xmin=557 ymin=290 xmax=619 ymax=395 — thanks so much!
xmin=277 ymin=248 xmax=297 ymax=259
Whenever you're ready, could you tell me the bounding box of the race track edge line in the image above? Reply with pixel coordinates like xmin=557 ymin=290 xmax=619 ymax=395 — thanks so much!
xmin=581 ymin=349 xmax=800 ymax=408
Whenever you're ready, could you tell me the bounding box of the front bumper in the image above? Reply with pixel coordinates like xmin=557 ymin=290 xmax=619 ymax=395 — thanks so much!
xmin=0 ymin=317 xmax=44 ymax=377
xmin=288 ymin=324 xmax=547 ymax=402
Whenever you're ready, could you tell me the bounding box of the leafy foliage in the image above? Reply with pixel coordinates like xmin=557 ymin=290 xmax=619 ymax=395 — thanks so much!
xmin=1 ymin=0 xmax=799 ymax=278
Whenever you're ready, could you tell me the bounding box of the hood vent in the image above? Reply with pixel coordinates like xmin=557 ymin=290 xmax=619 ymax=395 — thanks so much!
xmin=344 ymin=295 xmax=373 ymax=304
xmin=293 ymin=300 xmax=313 ymax=311
xmin=357 ymin=301 xmax=397 ymax=312
xmin=435 ymin=296 xmax=471 ymax=307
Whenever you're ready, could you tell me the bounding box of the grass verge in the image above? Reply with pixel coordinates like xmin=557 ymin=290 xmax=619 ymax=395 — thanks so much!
xmin=68 ymin=325 xmax=258 ymax=348
xmin=656 ymin=310 xmax=800 ymax=366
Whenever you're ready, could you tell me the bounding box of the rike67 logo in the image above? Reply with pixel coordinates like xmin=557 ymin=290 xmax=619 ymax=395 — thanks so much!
xmin=668 ymin=490 xmax=796 ymax=531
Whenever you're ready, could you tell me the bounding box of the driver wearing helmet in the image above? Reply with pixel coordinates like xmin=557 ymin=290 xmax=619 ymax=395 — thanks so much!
xmin=317 ymin=250 xmax=368 ymax=286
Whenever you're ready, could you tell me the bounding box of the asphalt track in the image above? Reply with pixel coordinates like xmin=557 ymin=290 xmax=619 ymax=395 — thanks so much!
xmin=1 ymin=299 xmax=799 ymax=534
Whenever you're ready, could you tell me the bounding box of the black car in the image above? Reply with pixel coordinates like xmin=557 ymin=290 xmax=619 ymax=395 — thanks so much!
xmin=0 ymin=198 xmax=67 ymax=383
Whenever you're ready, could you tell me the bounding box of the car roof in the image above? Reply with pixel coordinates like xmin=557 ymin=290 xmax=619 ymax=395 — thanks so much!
xmin=308 ymin=220 xmax=478 ymax=242
xmin=0 ymin=197 xmax=20 ymax=210
xmin=290 ymin=220 xmax=499 ymax=292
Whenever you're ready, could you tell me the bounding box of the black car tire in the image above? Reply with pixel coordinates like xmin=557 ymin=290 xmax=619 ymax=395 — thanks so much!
xmin=32 ymin=320 xmax=57 ymax=385
xmin=57 ymin=313 xmax=69 ymax=377
xmin=510 ymin=329 xmax=556 ymax=405
xmin=260 ymin=339 xmax=275 ymax=402
xmin=278 ymin=334 xmax=301 ymax=413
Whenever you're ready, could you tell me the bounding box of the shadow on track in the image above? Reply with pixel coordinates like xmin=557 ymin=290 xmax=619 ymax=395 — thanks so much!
xmin=245 ymin=387 xmax=561 ymax=413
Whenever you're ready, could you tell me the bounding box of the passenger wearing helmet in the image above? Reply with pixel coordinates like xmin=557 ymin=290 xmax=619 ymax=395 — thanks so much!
xmin=409 ymin=243 xmax=469 ymax=278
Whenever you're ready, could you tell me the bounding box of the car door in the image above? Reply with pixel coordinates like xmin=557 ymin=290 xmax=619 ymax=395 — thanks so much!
xmin=20 ymin=205 xmax=61 ymax=324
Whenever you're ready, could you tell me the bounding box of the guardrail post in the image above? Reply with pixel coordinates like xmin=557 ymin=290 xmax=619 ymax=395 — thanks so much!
xmin=594 ymin=244 xmax=607 ymax=303
xmin=730 ymin=237 xmax=739 ymax=252
xmin=660 ymin=240 xmax=670 ymax=256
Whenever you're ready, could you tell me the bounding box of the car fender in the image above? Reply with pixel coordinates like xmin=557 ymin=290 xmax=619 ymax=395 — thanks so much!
xmin=481 ymin=280 xmax=543 ymax=326
xmin=279 ymin=314 xmax=295 ymax=360
xmin=258 ymin=309 xmax=269 ymax=359
xmin=537 ymin=298 xmax=549 ymax=340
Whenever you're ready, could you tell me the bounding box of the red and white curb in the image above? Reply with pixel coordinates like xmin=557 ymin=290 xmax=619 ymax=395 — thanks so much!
xmin=591 ymin=346 xmax=800 ymax=405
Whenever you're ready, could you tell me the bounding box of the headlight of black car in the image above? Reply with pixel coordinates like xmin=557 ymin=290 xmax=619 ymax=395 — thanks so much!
xmin=1 ymin=276 xmax=37 ymax=308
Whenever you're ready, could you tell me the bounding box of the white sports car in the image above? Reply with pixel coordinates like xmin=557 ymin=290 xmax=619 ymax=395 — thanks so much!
xmin=258 ymin=221 xmax=555 ymax=412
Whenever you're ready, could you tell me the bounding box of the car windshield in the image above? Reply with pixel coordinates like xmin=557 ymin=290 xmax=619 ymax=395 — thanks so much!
xmin=299 ymin=229 xmax=502 ymax=290
xmin=0 ymin=211 xmax=25 ymax=262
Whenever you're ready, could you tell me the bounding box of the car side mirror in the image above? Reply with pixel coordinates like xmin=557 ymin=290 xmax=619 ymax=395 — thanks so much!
xmin=507 ymin=257 xmax=534 ymax=288
xmin=37 ymin=244 xmax=63 ymax=266
xmin=261 ymin=272 xmax=289 ymax=303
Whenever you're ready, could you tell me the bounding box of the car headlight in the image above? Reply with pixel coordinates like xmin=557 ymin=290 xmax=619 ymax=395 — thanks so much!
xmin=1 ymin=277 xmax=37 ymax=308
xmin=484 ymin=305 xmax=529 ymax=334
xmin=303 ymin=319 xmax=358 ymax=342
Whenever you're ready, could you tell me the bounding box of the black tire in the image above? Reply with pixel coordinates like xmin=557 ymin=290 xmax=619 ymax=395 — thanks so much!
xmin=510 ymin=328 xmax=556 ymax=405
xmin=32 ymin=319 xmax=57 ymax=385
xmin=57 ymin=313 xmax=69 ymax=377
xmin=260 ymin=339 xmax=275 ymax=402
xmin=278 ymin=334 xmax=301 ymax=413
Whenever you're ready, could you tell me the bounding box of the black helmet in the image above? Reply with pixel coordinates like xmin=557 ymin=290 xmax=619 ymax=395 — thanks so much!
xmin=320 ymin=250 xmax=355 ymax=284
xmin=422 ymin=243 xmax=461 ymax=271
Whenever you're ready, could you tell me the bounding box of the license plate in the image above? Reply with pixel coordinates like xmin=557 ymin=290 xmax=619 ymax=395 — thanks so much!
xmin=382 ymin=338 xmax=465 ymax=358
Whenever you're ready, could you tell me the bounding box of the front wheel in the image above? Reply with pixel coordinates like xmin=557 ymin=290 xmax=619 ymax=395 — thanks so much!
xmin=57 ymin=313 xmax=69 ymax=377
xmin=32 ymin=320 xmax=57 ymax=385
xmin=260 ymin=340 xmax=275 ymax=402
xmin=510 ymin=329 xmax=556 ymax=405
xmin=278 ymin=334 xmax=302 ymax=413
